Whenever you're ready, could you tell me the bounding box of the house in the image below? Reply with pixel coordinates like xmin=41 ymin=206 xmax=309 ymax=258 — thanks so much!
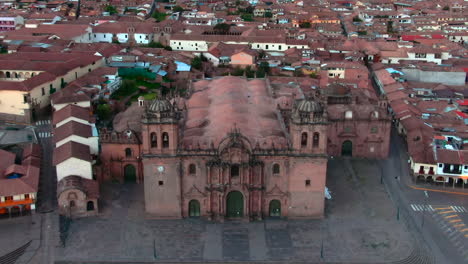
xmin=52 ymin=104 xmax=93 ymax=128
xmin=53 ymin=121 xmax=99 ymax=155
xmin=0 ymin=144 xmax=41 ymax=216
xmin=53 ymin=141 xmax=93 ymax=182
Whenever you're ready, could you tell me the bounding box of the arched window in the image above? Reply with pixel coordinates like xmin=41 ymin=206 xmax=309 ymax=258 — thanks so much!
xmin=150 ymin=132 xmax=157 ymax=148
xmin=69 ymin=200 xmax=75 ymax=207
xmin=272 ymin=164 xmax=280 ymax=174
xmin=6 ymin=72 xmax=10 ymax=78
xmin=162 ymin=132 xmax=169 ymax=148
xmin=189 ymin=164 xmax=196 ymax=175
xmin=87 ymin=201 xmax=94 ymax=211
xmin=313 ymin=132 xmax=319 ymax=147
xmin=125 ymin=148 xmax=132 ymax=157
xmin=14 ymin=72 xmax=18 ymax=78
xmin=301 ymin=132 xmax=308 ymax=147
xmin=231 ymin=165 xmax=240 ymax=178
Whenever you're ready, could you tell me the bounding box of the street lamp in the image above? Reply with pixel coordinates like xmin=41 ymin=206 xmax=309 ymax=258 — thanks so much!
xmin=421 ymin=191 xmax=429 ymax=228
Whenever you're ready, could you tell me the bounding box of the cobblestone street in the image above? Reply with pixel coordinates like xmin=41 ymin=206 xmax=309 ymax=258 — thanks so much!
xmin=55 ymin=157 xmax=414 ymax=263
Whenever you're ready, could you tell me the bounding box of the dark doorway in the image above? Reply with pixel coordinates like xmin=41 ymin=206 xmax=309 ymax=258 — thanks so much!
xmin=188 ymin=200 xmax=200 ymax=217
xmin=124 ymin=164 xmax=137 ymax=182
xmin=341 ymin=140 xmax=353 ymax=156
xmin=87 ymin=201 xmax=94 ymax=211
xmin=269 ymin=200 xmax=281 ymax=217
xmin=226 ymin=191 xmax=243 ymax=218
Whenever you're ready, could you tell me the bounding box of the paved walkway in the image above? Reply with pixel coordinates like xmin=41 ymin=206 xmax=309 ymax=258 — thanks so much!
xmin=56 ymin=157 xmax=414 ymax=263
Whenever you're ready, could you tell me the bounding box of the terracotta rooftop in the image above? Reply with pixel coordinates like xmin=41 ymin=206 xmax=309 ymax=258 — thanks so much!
xmin=53 ymin=141 xmax=92 ymax=166
xmin=182 ymin=76 xmax=288 ymax=149
xmin=57 ymin=175 xmax=99 ymax=199
xmin=53 ymin=104 xmax=91 ymax=126
xmin=53 ymin=121 xmax=92 ymax=143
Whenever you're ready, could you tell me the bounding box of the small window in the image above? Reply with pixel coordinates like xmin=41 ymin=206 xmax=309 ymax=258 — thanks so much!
xmin=69 ymin=200 xmax=75 ymax=207
xmin=438 ymin=164 xmax=442 ymax=168
xmin=301 ymin=132 xmax=308 ymax=147
xmin=150 ymin=132 xmax=157 ymax=148
xmin=465 ymin=166 xmax=468 ymax=169
xmin=371 ymin=127 xmax=378 ymax=133
xmin=313 ymin=132 xmax=319 ymax=147
xmin=158 ymin=181 xmax=164 ymax=186
xmin=162 ymin=132 xmax=169 ymax=148
xmin=273 ymin=164 xmax=280 ymax=174
xmin=25 ymin=194 xmax=30 ymax=200
xmin=189 ymin=164 xmax=196 ymax=175
xmin=41 ymin=87 xmax=45 ymax=96
xmin=231 ymin=165 xmax=240 ymax=178
xmin=125 ymin=148 xmax=132 ymax=157
xmin=305 ymin=180 xmax=311 ymax=186
xmin=23 ymin=95 xmax=28 ymax=103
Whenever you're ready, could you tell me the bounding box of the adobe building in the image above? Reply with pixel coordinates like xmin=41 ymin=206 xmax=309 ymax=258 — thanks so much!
xmin=99 ymin=76 xmax=391 ymax=221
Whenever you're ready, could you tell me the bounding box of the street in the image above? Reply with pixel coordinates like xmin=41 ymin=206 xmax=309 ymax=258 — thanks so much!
xmin=379 ymin=127 xmax=468 ymax=264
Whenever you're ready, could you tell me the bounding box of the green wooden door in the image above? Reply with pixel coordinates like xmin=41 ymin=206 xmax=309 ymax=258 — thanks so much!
xmin=269 ymin=200 xmax=281 ymax=217
xmin=226 ymin=191 xmax=243 ymax=218
xmin=189 ymin=200 xmax=200 ymax=217
xmin=341 ymin=140 xmax=353 ymax=156
xmin=124 ymin=164 xmax=137 ymax=182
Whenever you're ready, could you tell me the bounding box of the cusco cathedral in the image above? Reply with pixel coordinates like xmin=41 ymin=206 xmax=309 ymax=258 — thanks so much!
xmin=99 ymin=76 xmax=391 ymax=220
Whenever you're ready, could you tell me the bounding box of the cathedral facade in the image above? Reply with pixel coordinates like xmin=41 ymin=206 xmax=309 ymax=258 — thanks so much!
xmin=99 ymin=76 xmax=390 ymax=220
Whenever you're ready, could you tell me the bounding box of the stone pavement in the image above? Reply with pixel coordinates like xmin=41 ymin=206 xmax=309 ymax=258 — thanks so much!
xmin=55 ymin=157 xmax=415 ymax=263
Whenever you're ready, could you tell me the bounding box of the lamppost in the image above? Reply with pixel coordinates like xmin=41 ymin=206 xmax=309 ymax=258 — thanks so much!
xmin=421 ymin=191 xmax=429 ymax=228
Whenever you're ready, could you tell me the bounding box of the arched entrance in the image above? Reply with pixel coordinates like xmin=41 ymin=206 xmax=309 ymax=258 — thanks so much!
xmin=124 ymin=164 xmax=136 ymax=182
xmin=341 ymin=140 xmax=353 ymax=156
xmin=188 ymin=200 xmax=200 ymax=217
xmin=226 ymin=191 xmax=244 ymax=218
xmin=269 ymin=200 xmax=281 ymax=217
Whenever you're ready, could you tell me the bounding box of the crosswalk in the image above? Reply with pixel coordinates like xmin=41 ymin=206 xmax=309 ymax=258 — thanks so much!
xmin=430 ymin=206 xmax=468 ymax=261
xmin=38 ymin=132 xmax=51 ymax=138
xmin=410 ymin=204 xmax=467 ymax=213
xmin=35 ymin=120 xmax=50 ymax=126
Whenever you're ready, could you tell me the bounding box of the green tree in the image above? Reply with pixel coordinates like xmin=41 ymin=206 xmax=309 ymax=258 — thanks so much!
xmin=245 ymin=66 xmax=255 ymax=78
xmin=148 ymin=41 xmax=165 ymax=48
xmin=387 ymin=21 xmax=393 ymax=33
xmin=105 ymin=5 xmax=118 ymax=15
xmin=191 ymin=56 xmax=202 ymax=70
xmin=97 ymin=104 xmax=112 ymax=121
xmin=153 ymin=10 xmax=168 ymax=22
xmin=172 ymin=5 xmax=184 ymax=13
xmin=299 ymin=22 xmax=311 ymax=28
xmin=358 ymin=31 xmax=367 ymax=35
xmin=265 ymin=12 xmax=273 ymax=18
xmin=213 ymin=23 xmax=231 ymax=32
xmin=232 ymin=66 xmax=244 ymax=76
xmin=241 ymin=13 xmax=254 ymax=21
xmin=309 ymin=72 xmax=318 ymax=79
xmin=352 ymin=16 xmax=362 ymax=22
xmin=442 ymin=6 xmax=449 ymax=11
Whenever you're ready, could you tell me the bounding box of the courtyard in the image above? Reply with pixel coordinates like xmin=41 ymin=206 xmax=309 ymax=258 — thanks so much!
xmin=54 ymin=157 xmax=416 ymax=263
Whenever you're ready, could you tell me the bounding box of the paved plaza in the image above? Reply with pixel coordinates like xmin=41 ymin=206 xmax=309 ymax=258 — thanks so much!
xmin=54 ymin=158 xmax=415 ymax=263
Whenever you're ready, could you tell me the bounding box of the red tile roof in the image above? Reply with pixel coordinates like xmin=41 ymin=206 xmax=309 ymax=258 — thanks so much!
xmin=53 ymin=104 xmax=91 ymax=126
xmin=53 ymin=121 xmax=92 ymax=143
xmin=53 ymin=141 xmax=91 ymax=165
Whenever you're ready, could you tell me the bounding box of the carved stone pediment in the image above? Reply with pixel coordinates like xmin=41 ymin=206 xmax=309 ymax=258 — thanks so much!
xmin=184 ymin=185 xmax=207 ymax=198
xmin=265 ymin=184 xmax=288 ymax=197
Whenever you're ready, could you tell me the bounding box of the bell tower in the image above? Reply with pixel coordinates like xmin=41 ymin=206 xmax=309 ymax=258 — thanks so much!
xmin=141 ymin=98 xmax=182 ymax=218
xmin=141 ymin=99 xmax=179 ymax=155
xmin=289 ymin=98 xmax=328 ymax=154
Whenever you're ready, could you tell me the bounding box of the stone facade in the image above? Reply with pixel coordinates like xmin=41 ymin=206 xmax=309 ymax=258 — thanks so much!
xmin=99 ymin=76 xmax=391 ymax=221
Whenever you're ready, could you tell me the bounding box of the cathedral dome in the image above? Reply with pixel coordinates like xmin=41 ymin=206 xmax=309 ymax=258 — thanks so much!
xmin=148 ymin=99 xmax=172 ymax=113
xmin=295 ymin=99 xmax=322 ymax=113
